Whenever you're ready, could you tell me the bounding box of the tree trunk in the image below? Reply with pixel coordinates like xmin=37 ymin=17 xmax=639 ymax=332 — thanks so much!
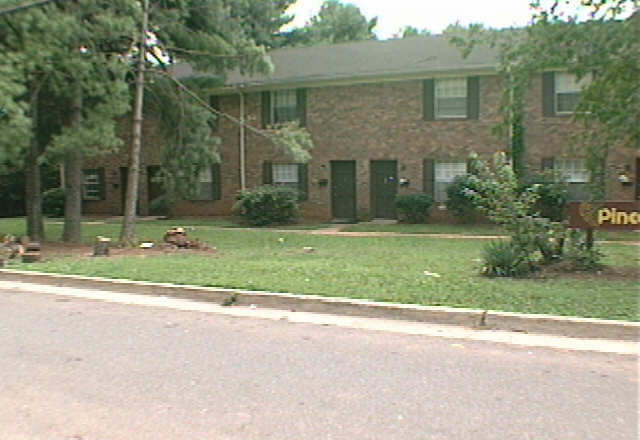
xmin=120 ymin=0 xmax=149 ymax=246
xmin=25 ymin=86 xmax=44 ymax=241
xmin=62 ymin=92 xmax=83 ymax=244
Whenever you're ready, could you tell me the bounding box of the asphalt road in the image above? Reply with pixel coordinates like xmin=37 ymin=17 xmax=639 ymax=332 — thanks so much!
xmin=0 ymin=286 xmax=637 ymax=440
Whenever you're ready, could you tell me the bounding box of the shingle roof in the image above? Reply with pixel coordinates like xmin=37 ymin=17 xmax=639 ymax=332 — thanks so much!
xmin=171 ymin=35 xmax=499 ymax=90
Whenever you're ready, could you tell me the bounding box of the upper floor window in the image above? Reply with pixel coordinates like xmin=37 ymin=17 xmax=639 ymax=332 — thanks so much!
xmin=543 ymin=71 xmax=591 ymax=116
xmin=555 ymin=72 xmax=591 ymax=114
xmin=423 ymin=77 xmax=479 ymax=121
xmin=262 ymin=89 xmax=307 ymax=127
xmin=435 ymin=78 xmax=468 ymax=118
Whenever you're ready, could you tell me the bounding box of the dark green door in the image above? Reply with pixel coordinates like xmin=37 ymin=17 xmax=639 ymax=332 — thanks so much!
xmin=147 ymin=166 xmax=165 ymax=215
xmin=371 ymin=160 xmax=397 ymax=219
xmin=331 ymin=161 xmax=356 ymax=221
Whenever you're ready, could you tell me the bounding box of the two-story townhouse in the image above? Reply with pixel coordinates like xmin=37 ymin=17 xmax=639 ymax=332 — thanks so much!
xmin=82 ymin=35 xmax=638 ymax=221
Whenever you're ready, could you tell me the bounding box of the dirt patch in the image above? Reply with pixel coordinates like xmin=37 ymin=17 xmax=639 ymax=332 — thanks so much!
xmin=532 ymin=263 xmax=638 ymax=281
xmin=37 ymin=242 xmax=217 ymax=261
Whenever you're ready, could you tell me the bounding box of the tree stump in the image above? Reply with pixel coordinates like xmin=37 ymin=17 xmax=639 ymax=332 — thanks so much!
xmin=93 ymin=236 xmax=111 ymax=257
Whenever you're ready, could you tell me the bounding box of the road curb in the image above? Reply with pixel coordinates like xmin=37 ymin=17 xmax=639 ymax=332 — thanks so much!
xmin=1 ymin=269 xmax=638 ymax=341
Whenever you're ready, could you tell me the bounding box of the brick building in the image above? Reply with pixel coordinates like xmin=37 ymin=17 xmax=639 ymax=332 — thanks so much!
xmin=83 ymin=35 xmax=638 ymax=220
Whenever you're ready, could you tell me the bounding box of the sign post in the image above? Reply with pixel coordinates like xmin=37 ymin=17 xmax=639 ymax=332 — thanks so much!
xmin=568 ymin=201 xmax=640 ymax=246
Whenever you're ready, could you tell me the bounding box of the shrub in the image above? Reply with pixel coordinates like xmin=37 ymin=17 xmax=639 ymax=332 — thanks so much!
xmin=523 ymin=172 xmax=569 ymax=221
xmin=563 ymin=229 xmax=604 ymax=270
xmin=234 ymin=185 xmax=300 ymax=226
xmin=482 ymin=240 xmax=531 ymax=277
xmin=395 ymin=193 xmax=434 ymax=223
xmin=42 ymin=187 xmax=65 ymax=217
xmin=446 ymin=174 xmax=481 ymax=221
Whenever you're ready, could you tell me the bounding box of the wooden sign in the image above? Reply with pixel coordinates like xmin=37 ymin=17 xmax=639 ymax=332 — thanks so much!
xmin=568 ymin=201 xmax=640 ymax=231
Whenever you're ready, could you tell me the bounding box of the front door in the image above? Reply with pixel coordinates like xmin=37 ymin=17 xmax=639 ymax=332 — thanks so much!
xmin=331 ymin=161 xmax=356 ymax=221
xmin=370 ymin=160 xmax=397 ymax=219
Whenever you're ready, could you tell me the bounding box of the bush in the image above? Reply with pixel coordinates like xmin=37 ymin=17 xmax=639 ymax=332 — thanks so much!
xmin=42 ymin=187 xmax=65 ymax=217
xmin=524 ymin=172 xmax=569 ymax=221
xmin=395 ymin=193 xmax=434 ymax=223
xmin=234 ymin=185 xmax=300 ymax=226
xmin=563 ymin=229 xmax=604 ymax=270
xmin=446 ymin=174 xmax=481 ymax=221
xmin=482 ymin=240 xmax=531 ymax=277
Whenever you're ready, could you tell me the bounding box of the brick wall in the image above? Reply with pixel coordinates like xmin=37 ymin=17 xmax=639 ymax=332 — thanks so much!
xmin=83 ymin=74 xmax=637 ymax=219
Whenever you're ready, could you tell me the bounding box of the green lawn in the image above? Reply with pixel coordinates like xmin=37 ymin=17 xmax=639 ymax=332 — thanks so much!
xmin=1 ymin=218 xmax=638 ymax=321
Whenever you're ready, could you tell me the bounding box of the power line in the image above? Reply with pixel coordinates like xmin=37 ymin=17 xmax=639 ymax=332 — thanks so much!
xmin=0 ymin=0 xmax=73 ymax=17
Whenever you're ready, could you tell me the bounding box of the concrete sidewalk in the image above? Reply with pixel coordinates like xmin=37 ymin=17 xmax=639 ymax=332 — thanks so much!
xmin=1 ymin=269 xmax=638 ymax=342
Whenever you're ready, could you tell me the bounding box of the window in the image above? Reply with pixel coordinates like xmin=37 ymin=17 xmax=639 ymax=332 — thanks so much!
xmin=262 ymin=89 xmax=307 ymax=127
xmin=82 ymin=168 xmax=103 ymax=200
xmin=542 ymin=157 xmax=589 ymax=200
xmin=423 ymin=77 xmax=479 ymax=121
xmin=555 ymin=72 xmax=591 ymax=114
xmin=273 ymin=164 xmax=299 ymax=188
xmin=187 ymin=164 xmax=221 ymax=201
xmin=435 ymin=78 xmax=467 ymax=118
xmin=543 ymin=71 xmax=591 ymax=116
xmin=263 ymin=162 xmax=308 ymax=201
xmin=434 ymin=162 xmax=467 ymax=202
xmin=555 ymin=158 xmax=588 ymax=183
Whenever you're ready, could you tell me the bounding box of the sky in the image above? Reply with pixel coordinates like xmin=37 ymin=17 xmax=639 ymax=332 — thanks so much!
xmin=282 ymin=0 xmax=634 ymax=39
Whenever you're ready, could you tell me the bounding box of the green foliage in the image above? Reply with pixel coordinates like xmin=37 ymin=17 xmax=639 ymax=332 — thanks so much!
xmin=268 ymin=121 xmax=314 ymax=163
xmin=482 ymin=241 xmax=531 ymax=277
xmin=524 ymin=172 xmax=569 ymax=222
xmin=280 ymin=0 xmax=377 ymax=46
xmin=42 ymin=187 xmax=65 ymax=218
xmin=395 ymin=193 xmax=434 ymax=223
xmin=233 ymin=185 xmax=300 ymax=226
xmin=563 ymin=229 xmax=605 ymax=270
xmin=400 ymin=26 xmax=431 ymax=38
xmin=445 ymin=174 xmax=482 ymax=221
xmin=469 ymin=152 xmax=604 ymax=276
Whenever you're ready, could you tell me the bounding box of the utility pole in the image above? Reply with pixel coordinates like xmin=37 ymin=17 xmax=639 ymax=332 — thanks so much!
xmin=120 ymin=0 xmax=149 ymax=245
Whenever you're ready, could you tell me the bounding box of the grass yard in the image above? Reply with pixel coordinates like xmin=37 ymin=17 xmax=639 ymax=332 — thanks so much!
xmin=1 ymin=218 xmax=638 ymax=321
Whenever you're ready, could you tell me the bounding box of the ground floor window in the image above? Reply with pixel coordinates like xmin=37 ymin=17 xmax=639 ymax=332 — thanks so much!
xmin=263 ymin=162 xmax=308 ymax=201
xmin=82 ymin=168 xmax=104 ymax=200
xmin=187 ymin=164 xmax=221 ymax=201
xmin=434 ymin=162 xmax=467 ymax=202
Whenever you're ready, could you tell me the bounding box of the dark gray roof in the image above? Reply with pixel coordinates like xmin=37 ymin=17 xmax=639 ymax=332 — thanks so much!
xmin=171 ymin=35 xmax=499 ymax=90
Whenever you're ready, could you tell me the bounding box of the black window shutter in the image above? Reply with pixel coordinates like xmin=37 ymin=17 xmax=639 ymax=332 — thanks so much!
xmin=98 ymin=167 xmax=106 ymax=200
xmin=296 ymin=89 xmax=307 ymax=127
xmin=467 ymin=76 xmax=480 ymax=120
xmin=261 ymin=91 xmax=271 ymax=128
xmin=423 ymin=79 xmax=435 ymax=121
xmin=211 ymin=163 xmax=221 ymax=200
xmin=541 ymin=157 xmax=555 ymax=171
xmin=542 ymin=72 xmax=555 ymax=117
xmin=263 ymin=162 xmax=273 ymax=184
xmin=297 ymin=163 xmax=308 ymax=201
xmin=423 ymin=159 xmax=435 ymax=197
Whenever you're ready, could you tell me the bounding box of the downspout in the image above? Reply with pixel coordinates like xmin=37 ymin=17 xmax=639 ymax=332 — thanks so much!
xmin=238 ymin=88 xmax=246 ymax=192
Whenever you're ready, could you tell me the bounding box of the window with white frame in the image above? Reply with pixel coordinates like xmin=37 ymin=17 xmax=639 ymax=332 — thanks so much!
xmin=435 ymin=78 xmax=467 ymax=118
xmin=555 ymin=158 xmax=588 ymax=183
xmin=271 ymin=90 xmax=298 ymax=124
xmin=82 ymin=169 xmax=101 ymax=200
xmin=434 ymin=162 xmax=467 ymax=202
xmin=272 ymin=163 xmax=299 ymax=189
xmin=195 ymin=167 xmax=214 ymax=200
xmin=555 ymin=72 xmax=591 ymax=114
